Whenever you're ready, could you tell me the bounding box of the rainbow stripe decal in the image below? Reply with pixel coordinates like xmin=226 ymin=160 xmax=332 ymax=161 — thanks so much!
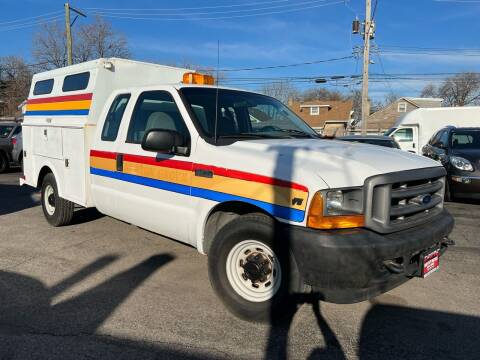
xmin=25 ymin=93 xmax=93 ymax=116
xmin=90 ymin=150 xmax=309 ymax=222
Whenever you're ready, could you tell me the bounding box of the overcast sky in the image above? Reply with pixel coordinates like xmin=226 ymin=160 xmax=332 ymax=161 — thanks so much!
xmin=1 ymin=0 xmax=479 ymax=100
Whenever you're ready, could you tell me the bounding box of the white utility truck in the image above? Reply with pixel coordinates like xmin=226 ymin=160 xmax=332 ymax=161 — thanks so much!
xmin=386 ymin=106 xmax=480 ymax=154
xmin=21 ymin=58 xmax=453 ymax=322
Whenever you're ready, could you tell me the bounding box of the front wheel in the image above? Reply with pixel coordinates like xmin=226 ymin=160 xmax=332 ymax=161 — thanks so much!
xmin=208 ymin=213 xmax=305 ymax=322
xmin=41 ymin=173 xmax=74 ymax=226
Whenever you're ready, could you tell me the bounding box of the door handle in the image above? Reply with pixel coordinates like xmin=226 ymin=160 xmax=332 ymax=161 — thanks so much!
xmin=116 ymin=153 xmax=123 ymax=172
xmin=195 ymin=169 xmax=214 ymax=178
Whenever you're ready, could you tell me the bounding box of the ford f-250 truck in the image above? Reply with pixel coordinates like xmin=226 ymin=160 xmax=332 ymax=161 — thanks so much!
xmin=21 ymin=58 xmax=454 ymax=322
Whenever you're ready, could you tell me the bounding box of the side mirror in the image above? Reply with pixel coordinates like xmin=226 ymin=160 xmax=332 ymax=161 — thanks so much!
xmin=141 ymin=129 xmax=185 ymax=154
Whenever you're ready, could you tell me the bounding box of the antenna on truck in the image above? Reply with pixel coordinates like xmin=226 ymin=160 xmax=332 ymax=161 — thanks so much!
xmin=214 ymin=40 xmax=220 ymax=145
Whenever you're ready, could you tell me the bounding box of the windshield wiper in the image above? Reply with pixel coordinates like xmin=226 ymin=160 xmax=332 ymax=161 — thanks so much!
xmin=277 ymin=129 xmax=317 ymax=138
xmin=218 ymin=133 xmax=282 ymax=139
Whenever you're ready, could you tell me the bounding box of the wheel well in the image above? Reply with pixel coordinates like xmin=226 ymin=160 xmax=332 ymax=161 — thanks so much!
xmin=203 ymin=201 xmax=272 ymax=254
xmin=37 ymin=166 xmax=53 ymax=189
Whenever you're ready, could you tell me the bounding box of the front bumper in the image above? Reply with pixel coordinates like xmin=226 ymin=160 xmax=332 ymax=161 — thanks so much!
xmin=450 ymin=175 xmax=480 ymax=199
xmin=288 ymin=209 xmax=454 ymax=303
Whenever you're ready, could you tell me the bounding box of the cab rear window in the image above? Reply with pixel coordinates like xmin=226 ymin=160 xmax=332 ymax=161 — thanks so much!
xmin=33 ymin=79 xmax=54 ymax=95
xmin=62 ymin=72 xmax=90 ymax=92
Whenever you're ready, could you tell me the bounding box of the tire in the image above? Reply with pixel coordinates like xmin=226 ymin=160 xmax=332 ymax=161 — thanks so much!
xmin=41 ymin=173 xmax=74 ymax=226
xmin=208 ymin=213 xmax=305 ymax=322
xmin=444 ymin=180 xmax=454 ymax=202
xmin=0 ymin=152 xmax=9 ymax=173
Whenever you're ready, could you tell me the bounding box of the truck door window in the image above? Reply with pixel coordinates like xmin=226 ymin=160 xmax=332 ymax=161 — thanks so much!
xmin=127 ymin=91 xmax=190 ymax=145
xmin=101 ymin=94 xmax=131 ymax=141
xmin=393 ymin=128 xmax=413 ymax=142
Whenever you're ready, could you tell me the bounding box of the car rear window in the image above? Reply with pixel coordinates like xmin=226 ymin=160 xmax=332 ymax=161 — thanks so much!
xmin=62 ymin=72 xmax=90 ymax=92
xmin=0 ymin=126 xmax=14 ymax=138
xmin=33 ymin=79 xmax=54 ymax=95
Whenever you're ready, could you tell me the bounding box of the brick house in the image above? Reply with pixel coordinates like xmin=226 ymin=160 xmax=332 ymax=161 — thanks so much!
xmin=367 ymin=97 xmax=443 ymax=131
xmin=288 ymin=100 xmax=353 ymax=130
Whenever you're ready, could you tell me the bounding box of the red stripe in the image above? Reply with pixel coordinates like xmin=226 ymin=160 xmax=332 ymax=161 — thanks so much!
xmin=90 ymin=150 xmax=307 ymax=192
xmin=27 ymin=93 xmax=93 ymax=104
xmin=90 ymin=150 xmax=116 ymax=159
xmin=123 ymin=154 xmax=193 ymax=171
xmin=193 ymin=163 xmax=308 ymax=192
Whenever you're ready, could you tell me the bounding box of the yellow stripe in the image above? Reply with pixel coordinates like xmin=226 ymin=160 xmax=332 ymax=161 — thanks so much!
xmin=26 ymin=100 xmax=91 ymax=111
xmin=123 ymin=161 xmax=192 ymax=187
xmin=95 ymin=159 xmax=308 ymax=210
xmin=90 ymin=157 xmax=116 ymax=172
xmin=193 ymin=175 xmax=308 ymax=210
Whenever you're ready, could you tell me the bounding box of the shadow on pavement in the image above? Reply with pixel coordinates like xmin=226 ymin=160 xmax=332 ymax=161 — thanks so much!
xmin=0 ymin=183 xmax=39 ymax=216
xmin=0 ymin=253 xmax=223 ymax=359
xmin=359 ymin=303 xmax=480 ymax=360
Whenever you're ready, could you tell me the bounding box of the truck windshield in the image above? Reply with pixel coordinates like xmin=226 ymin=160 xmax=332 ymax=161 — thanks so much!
xmin=384 ymin=128 xmax=397 ymax=136
xmin=180 ymin=87 xmax=317 ymax=141
xmin=451 ymin=130 xmax=480 ymax=149
xmin=0 ymin=126 xmax=14 ymax=138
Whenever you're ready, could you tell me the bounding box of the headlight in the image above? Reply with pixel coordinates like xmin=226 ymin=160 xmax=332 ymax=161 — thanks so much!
xmin=450 ymin=156 xmax=474 ymax=171
xmin=307 ymin=189 xmax=364 ymax=230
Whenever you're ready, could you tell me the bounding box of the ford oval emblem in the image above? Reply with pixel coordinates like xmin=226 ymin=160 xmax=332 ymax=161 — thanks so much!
xmin=421 ymin=194 xmax=432 ymax=204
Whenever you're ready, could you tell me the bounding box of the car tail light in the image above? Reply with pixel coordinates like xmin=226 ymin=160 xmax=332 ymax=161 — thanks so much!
xmin=11 ymin=137 xmax=17 ymax=145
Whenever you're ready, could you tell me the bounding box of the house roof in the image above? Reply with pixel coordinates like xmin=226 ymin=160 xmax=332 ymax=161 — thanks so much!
xmin=402 ymin=97 xmax=443 ymax=108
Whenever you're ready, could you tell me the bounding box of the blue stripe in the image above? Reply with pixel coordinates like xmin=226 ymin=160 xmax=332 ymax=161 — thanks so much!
xmin=90 ymin=167 xmax=305 ymax=222
xmin=25 ymin=109 xmax=90 ymax=116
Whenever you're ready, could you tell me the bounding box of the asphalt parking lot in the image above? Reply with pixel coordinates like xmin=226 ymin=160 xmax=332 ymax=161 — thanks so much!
xmin=0 ymin=169 xmax=479 ymax=360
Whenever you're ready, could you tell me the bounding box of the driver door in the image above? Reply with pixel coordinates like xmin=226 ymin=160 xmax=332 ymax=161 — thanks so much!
xmin=392 ymin=126 xmax=417 ymax=153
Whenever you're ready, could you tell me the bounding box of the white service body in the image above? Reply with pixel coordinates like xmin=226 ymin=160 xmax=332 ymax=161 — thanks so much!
xmin=387 ymin=106 xmax=480 ymax=154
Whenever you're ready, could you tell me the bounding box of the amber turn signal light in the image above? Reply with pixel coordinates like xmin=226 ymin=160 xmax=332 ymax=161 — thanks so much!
xmin=307 ymin=192 xmax=365 ymax=230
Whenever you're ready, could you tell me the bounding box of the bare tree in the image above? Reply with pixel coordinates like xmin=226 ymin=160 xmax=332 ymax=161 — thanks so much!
xmin=0 ymin=56 xmax=32 ymax=116
xmin=439 ymin=73 xmax=480 ymax=106
xmin=420 ymin=84 xmax=437 ymax=98
xmin=77 ymin=17 xmax=130 ymax=60
xmin=259 ymin=81 xmax=299 ymax=104
xmin=32 ymin=22 xmax=68 ymax=70
xmin=33 ymin=17 xmax=130 ymax=70
xmin=420 ymin=73 xmax=480 ymax=106
xmin=301 ymin=88 xmax=344 ymax=101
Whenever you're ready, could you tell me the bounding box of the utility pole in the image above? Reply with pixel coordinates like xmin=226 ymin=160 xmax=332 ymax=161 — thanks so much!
xmin=64 ymin=3 xmax=72 ymax=66
xmin=361 ymin=0 xmax=372 ymax=135
xmin=64 ymin=3 xmax=87 ymax=66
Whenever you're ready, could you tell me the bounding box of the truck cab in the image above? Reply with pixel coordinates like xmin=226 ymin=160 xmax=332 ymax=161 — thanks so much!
xmin=21 ymin=58 xmax=454 ymax=322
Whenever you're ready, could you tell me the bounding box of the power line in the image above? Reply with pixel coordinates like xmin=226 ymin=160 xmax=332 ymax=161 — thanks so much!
xmin=88 ymin=0 xmax=331 ymax=16
xmin=199 ymin=55 xmax=354 ymax=72
xmin=0 ymin=10 xmax=63 ymax=26
xmin=0 ymin=15 xmax=63 ymax=32
xmin=85 ymin=0 xmax=292 ymax=12
xmin=86 ymin=1 xmax=344 ymax=21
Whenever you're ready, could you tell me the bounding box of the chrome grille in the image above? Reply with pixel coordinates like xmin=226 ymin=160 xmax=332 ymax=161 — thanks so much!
xmin=364 ymin=167 xmax=446 ymax=234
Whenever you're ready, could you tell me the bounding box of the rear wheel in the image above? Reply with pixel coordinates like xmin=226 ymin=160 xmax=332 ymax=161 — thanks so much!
xmin=41 ymin=173 xmax=74 ymax=226
xmin=0 ymin=152 xmax=9 ymax=173
xmin=208 ymin=213 xmax=305 ymax=322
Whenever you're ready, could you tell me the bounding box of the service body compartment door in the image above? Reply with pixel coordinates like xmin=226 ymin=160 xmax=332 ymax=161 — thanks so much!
xmin=32 ymin=126 xmax=63 ymax=159
xmin=62 ymin=127 xmax=87 ymax=205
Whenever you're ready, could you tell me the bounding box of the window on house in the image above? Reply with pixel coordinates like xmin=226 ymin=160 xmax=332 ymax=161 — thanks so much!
xmin=62 ymin=72 xmax=90 ymax=92
xmin=310 ymin=106 xmax=320 ymax=116
xmin=398 ymin=102 xmax=407 ymax=112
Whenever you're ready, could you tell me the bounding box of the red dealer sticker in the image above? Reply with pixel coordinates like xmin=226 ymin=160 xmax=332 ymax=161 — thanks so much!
xmin=422 ymin=249 xmax=440 ymax=278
